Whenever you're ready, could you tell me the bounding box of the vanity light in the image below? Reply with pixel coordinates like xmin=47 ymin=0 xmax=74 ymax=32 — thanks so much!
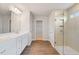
xmin=14 ymin=8 xmax=22 ymax=14
xmin=9 ymin=6 xmax=22 ymax=14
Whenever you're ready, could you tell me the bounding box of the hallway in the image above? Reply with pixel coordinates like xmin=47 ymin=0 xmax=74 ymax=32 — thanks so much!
xmin=21 ymin=40 xmax=59 ymax=55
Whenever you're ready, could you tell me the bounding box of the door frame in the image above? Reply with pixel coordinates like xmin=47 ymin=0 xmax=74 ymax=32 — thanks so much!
xmin=35 ymin=20 xmax=44 ymax=40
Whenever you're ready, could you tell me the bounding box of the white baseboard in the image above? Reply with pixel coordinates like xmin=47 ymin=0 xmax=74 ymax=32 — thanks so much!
xmin=27 ymin=40 xmax=32 ymax=46
xmin=50 ymin=40 xmax=55 ymax=47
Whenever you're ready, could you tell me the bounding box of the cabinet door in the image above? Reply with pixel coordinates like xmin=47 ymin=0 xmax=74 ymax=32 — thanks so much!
xmin=0 ymin=39 xmax=17 ymax=55
xmin=16 ymin=37 xmax=22 ymax=55
xmin=6 ymin=39 xmax=17 ymax=55
xmin=22 ymin=35 xmax=28 ymax=50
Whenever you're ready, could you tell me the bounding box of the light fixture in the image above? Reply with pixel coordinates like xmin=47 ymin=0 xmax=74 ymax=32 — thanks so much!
xmin=9 ymin=6 xmax=22 ymax=14
xmin=70 ymin=14 xmax=74 ymax=19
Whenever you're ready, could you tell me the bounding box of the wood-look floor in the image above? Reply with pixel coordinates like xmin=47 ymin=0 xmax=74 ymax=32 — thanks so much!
xmin=21 ymin=40 xmax=59 ymax=55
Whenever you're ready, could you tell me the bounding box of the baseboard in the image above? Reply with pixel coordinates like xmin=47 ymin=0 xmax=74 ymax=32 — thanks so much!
xmin=49 ymin=40 xmax=54 ymax=47
xmin=27 ymin=40 xmax=32 ymax=46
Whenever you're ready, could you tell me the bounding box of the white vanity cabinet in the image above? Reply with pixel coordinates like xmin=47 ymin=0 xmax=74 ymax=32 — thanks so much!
xmin=0 ymin=48 xmax=7 ymax=55
xmin=16 ymin=37 xmax=22 ymax=55
xmin=5 ymin=39 xmax=17 ymax=55
xmin=0 ymin=33 xmax=31 ymax=55
xmin=0 ymin=39 xmax=17 ymax=55
xmin=16 ymin=34 xmax=29 ymax=55
xmin=21 ymin=34 xmax=29 ymax=51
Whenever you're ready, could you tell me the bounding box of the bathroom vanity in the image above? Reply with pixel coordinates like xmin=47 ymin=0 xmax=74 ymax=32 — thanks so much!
xmin=0 ymin=32 xmax=31 ymax=55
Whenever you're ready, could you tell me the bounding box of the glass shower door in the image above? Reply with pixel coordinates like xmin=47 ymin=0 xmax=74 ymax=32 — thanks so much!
xmin=54 ymin=17 xmax=64 ymax=54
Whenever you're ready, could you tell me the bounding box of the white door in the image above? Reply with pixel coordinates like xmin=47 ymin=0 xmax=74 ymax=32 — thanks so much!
xmin=36 ymin=20 xmax=43 ymax=40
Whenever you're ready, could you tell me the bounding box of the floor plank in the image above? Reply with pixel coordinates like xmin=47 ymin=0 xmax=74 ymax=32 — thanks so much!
xmin=21 ymin=40 xmax=59 ymax=55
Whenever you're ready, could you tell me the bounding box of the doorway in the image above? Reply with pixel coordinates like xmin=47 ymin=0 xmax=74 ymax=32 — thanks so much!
xmin=36 ymin=20 xmax=43 ymax=40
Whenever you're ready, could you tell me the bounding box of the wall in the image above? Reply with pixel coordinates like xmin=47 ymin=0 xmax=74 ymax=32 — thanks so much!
xmin=28 ymin=12 xmax=34 ymax=45
xmin=32 ymin=16 xmax=49 ymax=41
xmin=32 ymin=17 xmax=35 ymax=40
xmin=11 ymin=7 xmax=32 ymax=46
xmin=30 ymin=13 xmax=34 ymax=40
xmin=11 ymin=8 xmax=30 ymax=33
xmin=65 ymin=4 xmax=79 ymax=52
xmin=11 ymin=12 xmax=21 ymax=33
xmin=20 ymin=10 xmax=30 ymax=33
xmin=48 ymin=11 xmax=55 ymax=47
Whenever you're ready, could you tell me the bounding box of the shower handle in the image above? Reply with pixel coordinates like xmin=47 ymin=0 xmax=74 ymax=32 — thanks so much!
xmin=55 ymin=41 xmax=56 ymax=44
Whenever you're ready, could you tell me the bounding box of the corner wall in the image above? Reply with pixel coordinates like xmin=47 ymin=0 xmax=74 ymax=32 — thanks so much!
xmin=48 ymin=11 xmax=55 ymax=47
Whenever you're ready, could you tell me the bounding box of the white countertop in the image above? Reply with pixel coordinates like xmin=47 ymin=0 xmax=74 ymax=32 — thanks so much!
xmin=0 ymin=32 xmax=28 ymax=43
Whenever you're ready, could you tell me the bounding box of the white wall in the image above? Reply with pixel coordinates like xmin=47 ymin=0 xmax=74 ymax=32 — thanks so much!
xmin=11 ymin=7 xmax=32 ymax=46
xmin=11 ymin=8 xmax=30 ymax=33
xmin=30 ymin=13 xmax=34 ymax=40
xmin=28 ymin=12 xmax=34 ymax=45
xmin=65 ymin=4 xmax=79 ymax=52
xmin=11 ymin=12 xmax=21 ymax=33
xmin=48 ymin=11 xmax=55 ymax=47
xmin=32 ymin=18 xmax=35 ymax=40
xmin=20 ymin=10 xmax=30 ymax=33
xmin=32 ymin=16 xmax=49 ymax=41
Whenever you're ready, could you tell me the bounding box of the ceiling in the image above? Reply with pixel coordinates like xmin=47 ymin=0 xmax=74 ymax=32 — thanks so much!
xmin=24 ymin=3 xmax=74 ymax=16
xmin=0 ymin=3 xmax=74 ymax=16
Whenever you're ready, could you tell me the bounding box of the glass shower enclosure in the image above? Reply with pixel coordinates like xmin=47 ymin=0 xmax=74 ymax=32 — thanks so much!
xmin=54 ymin=16 xmax=64 ymax=54
xmin=54 ymin=10 xmax=79 ymax=55
xmin=54 ymin=10 xmax=64 ymax=54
